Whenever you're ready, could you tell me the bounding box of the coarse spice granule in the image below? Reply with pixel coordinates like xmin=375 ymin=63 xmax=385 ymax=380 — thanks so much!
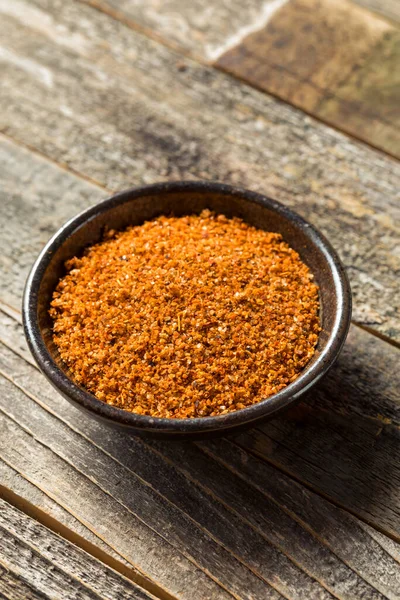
xmin=50 ymin=210 xmax=320 ymax=418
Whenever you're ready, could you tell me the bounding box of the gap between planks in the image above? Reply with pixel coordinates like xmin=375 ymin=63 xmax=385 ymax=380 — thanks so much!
xmin=355 ymin=322 xmax=400 ymax=351
xmin=0 ymin=132 xmax=112 ymax=194
xmin=0 ymin=364 xmax=398 ymax=599
xmin=0 ymin=484 xmax=176 ymax=600
xmin=212 ymin=64 xmax=400 ymax=164
xmin=0 ymin=316 xmax=399 ymax=585
xmin=0 ymin=397 xmax=292 ymax=600
xmin=0 ymin=383 xmax=340 ymax=600
xmin=76 ymin=0 xmax=400 ymax=162
xmin=0 ymin=401 xmax=264 ymax=600
xmin=232 ymin=431 xmax=400 ymax=545
xmin=77 ymin=0 xmax=203 ymax=63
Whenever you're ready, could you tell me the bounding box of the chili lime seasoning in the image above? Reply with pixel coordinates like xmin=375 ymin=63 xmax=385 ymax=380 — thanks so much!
xmin=50 ymin=210 xmax=320 ymax=418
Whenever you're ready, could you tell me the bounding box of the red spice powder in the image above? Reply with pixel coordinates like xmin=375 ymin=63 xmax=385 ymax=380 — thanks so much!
xmin=50 ymin=210 xmax=320 ymax=418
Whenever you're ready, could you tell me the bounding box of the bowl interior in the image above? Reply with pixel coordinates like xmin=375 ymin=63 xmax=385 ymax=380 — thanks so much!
xmin=27 ymin=184 xmax=349 ymax=436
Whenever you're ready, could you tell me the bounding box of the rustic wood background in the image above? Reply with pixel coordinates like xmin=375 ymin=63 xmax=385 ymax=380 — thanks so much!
xmin=0 ymin=1 xmax=399 ymax=599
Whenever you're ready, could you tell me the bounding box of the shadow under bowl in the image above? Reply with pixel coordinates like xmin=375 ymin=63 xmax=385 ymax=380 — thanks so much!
xmin=23 ymin=181 xmax=351 ymax=440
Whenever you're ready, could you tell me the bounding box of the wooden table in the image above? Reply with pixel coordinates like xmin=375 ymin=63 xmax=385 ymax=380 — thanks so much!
xmin=0 ymin=1 xmax=399 ymax=598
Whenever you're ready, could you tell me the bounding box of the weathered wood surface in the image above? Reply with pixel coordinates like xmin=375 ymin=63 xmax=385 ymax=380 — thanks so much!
xmin=216 ymin=0 xmax=400 ymax=158
xmin=2 ymin=300 xmax=400 ymax=537
xmin=0 ymin=418 xmax=235 ymax=599
xmin=79 ymin=0 xmax=400 ymax=156
xmin=0 ymin=0 xmax=400 ymax=340
xmin=0 ymin=460 xmax=133 ymax=569
xmin=0 ymin=379 xmax=397 ymax=600
xmin=0 ymin=1 xmax=399 ymax=597
xmin=79 ymin=0 xmax=400 ymax=56
xmin=0 ymin=564 xmax=49 ymax=600
xmin=0 ymin=498 xmax=157 ymax=600
xmin=353 ymin=0 xmax=400 ymax=23
xmin=0 ymin=372 xmax=321 ymax=600
xmin=0 ymin=138 xmax=104 ymax=312
xmin=79 ymin=0 xmax=278 ymax=61
xmin=1 ymin=136 xmax=400 ymax=538
xmin=1 ymin=309 xmax=400 ymax=599
xmin=0 ymin=461 xmax=166 ymax=598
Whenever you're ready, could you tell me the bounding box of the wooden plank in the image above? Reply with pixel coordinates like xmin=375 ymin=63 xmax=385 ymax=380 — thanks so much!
xmin=234 ymin=412 xmax=400 ymax=539
xmin=0 ymin=460 xmax=130 ymax=564
xmin=1 ymin=376 xmax=331 ymax=600
xmin=0 ymin=1 xmax=399 ymax=340
xmin=353 ymin=0 xmax=400 ymax=23
xmin=216 ymin=0 xmax=400 ymax=158
xmin=0 ymin=563 xmax=49 ymax=600
xmin=0 ymin=373 xmax=392 ymax=600
xmin=78 ymin=0 xmax=282 ymax=61
xmin=0 ymin=462 xmax=170 ymax=599
xmin=84 ymin=0 xmax=400 ymax=158
xmin=78 ymin=0 xmax=400 ymax=56
xmin=0 ymin=498 xmax=157 ymax=600
xmin=200 ymin=439 xmax=400 ymax=595
xmin=1 ymin=321 xmax=400 ymax=599
xmin=0 ymin=412 xmax=237 ymax=600
xmin=0 ymin=138 xmax=104 ymax=311
xmin=2 ymin=305 xmax=400 ymax=539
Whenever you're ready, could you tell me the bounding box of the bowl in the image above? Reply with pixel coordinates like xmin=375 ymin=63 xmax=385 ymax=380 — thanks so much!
xmin=23 ymin=181 xmax=351 ymax=439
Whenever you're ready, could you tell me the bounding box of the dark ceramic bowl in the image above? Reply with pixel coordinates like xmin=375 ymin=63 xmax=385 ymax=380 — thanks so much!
xmin=23 ymin=181 xmax=351 ymax=439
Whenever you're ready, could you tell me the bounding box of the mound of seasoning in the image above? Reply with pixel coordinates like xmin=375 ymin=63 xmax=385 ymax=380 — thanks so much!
xmin=50 ymin=210 xmax=320 ymax=418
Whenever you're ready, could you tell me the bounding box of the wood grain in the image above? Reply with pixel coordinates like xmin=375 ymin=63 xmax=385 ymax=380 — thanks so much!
xmin=200 ymin=439 xmax=400 ymax=595
xmin=0 ymin=460 xmax=133 ymax=567
xmin=2 ymin=306 xmax=400 ymax=537
xmin=235 ymin=415 xmax=400 ymax=539
xmin=0 ymin=461 xmax=170 ymax=599
xmin=0 ymin=378 xmax=324 ymax=600
xmin=78 ymin=0 xmax=281 ymax=61
xmin=0 ymin=371 xmax=393 ymax=600
xmin=77 ymin=0 xmax=400 ymax=57
xmin=0 ymin=137 xmax=399 ymax=541
xmin=0 ymin=1 xmax=399 ymax=343
xmin=0 ymin=1 xmax=399 ymax=598
xmin=1 ymin=311 xmax=400 ymax=599
xmin=0 ymin=498 xmax=157 ymax=600
xmin=216 ymin=0 xmax=400 ymax=157
xmin=0 ymin=414 xmax=235 ymax=600
xmin=353 ymin=0 xmax=400 ymax=23
xmin=0 ymin=138 xmax=104 ymax=311
xmin=0 ymin=564 xmax=49 ymax=600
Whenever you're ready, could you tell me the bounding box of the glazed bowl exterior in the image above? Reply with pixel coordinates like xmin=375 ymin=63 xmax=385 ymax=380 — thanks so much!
xmin=23 ymin=181 xmax=351 ymax=439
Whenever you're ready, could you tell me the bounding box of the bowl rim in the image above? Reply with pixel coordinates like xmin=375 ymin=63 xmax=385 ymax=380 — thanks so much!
xmin=23 ymin=180 xmax=352 ymax=433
